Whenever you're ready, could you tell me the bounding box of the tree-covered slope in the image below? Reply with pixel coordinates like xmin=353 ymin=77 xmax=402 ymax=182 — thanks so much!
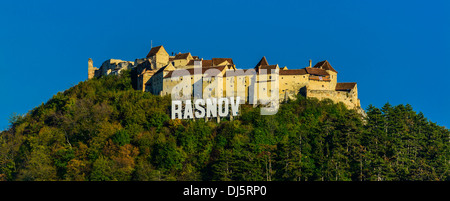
xmin=1 ymin=70 xmax=449 ymax=181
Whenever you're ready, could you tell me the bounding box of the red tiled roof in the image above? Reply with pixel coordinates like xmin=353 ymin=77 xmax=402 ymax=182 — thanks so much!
xmin=203 ymin=66 xmax=228 ymax=77
xmin=202 ymin=60 xmax=212 ymax=67
xmin=335 ymin=82 xmax=356 ymax=91
xmin=313 ymin=60 xmax=338 ymax=73
xmin=279 ymin=69 xmax=307 ymax=75
xmin=259 ymin=65 xmax=278 ymax=70
xmin=186 ymin=60 xmax=202 ymax=66
xmin=212 ymin=58 xmax=234 ymax=66
xmin=174 ymin=53 xmax=191 ymax=60
xmin=186 ymin=60 xmax=194 ymax=65
xmin=163 ymin=66 xmax=228 ymax=78
xmin=305 ymin=67 xmax=329 ymax=76
xmin=254 ymin=56 xmax=269 ymax=68
xmin=146 ymin=46 xmax=164 ymax=58
xmin=186 ymin=59 xmax=215 ymax=67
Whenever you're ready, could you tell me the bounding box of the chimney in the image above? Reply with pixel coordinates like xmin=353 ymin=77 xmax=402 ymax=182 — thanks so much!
xmin=309 ymin=59 xmax=312 ymax=67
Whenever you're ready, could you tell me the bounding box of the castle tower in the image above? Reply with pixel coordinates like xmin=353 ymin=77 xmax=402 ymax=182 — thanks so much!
xmin=146 ymin=45 xmax=169 ymax=69
xmin=88 ymin=58 xmax=99 ymax=79
xmin=254 ymin=56 xmax=269 ymax=69
xmin=313 ymin=60 xmax=338 ymax=90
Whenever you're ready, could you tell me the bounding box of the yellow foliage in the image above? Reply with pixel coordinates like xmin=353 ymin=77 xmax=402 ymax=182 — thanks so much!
xmin=66 ymin=159 xmax=88 ymax=181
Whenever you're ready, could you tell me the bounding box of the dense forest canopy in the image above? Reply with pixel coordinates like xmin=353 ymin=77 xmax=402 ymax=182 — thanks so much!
xmin=1 ymin=70 xmax=449 ymax=181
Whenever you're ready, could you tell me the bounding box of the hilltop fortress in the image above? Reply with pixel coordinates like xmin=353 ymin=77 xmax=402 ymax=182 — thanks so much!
xmin=88 ymin=45 xmax=361 ymax=110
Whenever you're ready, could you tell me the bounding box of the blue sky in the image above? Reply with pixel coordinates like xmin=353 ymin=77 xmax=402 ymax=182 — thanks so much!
xmin=0 ymin=0 xmax=449 ymax=129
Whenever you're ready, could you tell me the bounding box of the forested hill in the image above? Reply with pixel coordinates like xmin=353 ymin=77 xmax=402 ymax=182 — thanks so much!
xmin=1 ymin=70 xmax=449 ymax=181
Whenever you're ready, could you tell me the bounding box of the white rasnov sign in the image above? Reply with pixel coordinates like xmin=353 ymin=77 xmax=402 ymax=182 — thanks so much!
xmin=170 ymin=61 xmax=279 ymax=120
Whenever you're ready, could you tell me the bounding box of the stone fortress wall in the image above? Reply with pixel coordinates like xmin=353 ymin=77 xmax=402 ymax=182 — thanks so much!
xmin=88 ymin=45 xmax=361 ymax=110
